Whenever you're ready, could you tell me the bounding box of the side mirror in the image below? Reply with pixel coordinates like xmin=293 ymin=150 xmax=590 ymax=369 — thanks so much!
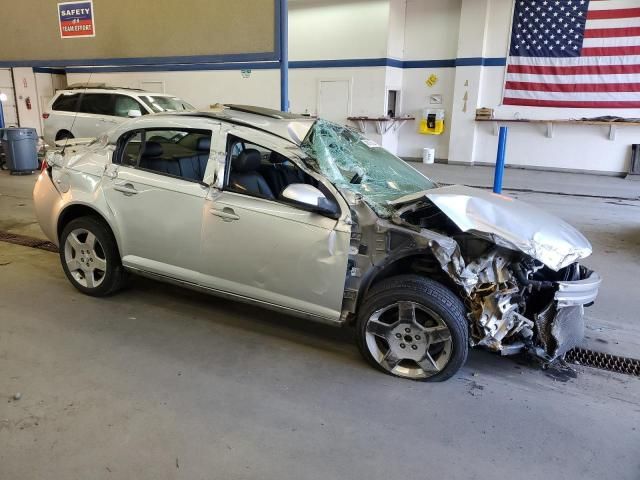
xmin=281 ymin=183 xmax=340 ymax=218
xmin=127 ymin=109 xmax=142 ymax=118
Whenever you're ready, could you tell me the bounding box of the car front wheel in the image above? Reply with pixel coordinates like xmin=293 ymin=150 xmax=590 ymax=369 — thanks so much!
xmin=356 ymin=275 xmax=469 ymax=381
xmin=59 ymin=216 xmax=126 ymax=296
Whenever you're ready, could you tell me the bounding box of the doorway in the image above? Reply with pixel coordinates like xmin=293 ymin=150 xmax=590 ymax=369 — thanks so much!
xmin=0 ymin=69 xmax=18 ymax=127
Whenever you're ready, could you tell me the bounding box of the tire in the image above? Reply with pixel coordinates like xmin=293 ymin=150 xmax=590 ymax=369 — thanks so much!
xmin=59 ymin=216 xmax=127 ymax=297
xmin=356 ymin=274 xmax=468 ymax=381
xmin=55 ymin=131 xmax=74 ymax=142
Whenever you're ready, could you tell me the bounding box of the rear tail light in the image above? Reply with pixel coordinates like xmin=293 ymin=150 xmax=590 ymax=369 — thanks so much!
xmin=42 ymin=113 xmax=49 ymax=119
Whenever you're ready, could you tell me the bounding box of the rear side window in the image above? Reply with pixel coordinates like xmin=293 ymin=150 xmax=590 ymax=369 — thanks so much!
xmin=51 ymin=94 xmax=80 ymax=112
xmin=116 ymin=129 xmax=212 ymax=183
xmin=121 ymin=132 xmax=143 ymax=167
xmin=79 ymin=94 xmax=114 ymax=115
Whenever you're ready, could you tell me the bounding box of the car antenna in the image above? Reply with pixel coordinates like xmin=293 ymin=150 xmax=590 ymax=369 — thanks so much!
xmin=61 ymin=71 xmax=93 ymax=155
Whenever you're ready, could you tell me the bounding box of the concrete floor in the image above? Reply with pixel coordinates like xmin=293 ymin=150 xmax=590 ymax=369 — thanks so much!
xmin=1 ymin=169 xmax=639 ymax=479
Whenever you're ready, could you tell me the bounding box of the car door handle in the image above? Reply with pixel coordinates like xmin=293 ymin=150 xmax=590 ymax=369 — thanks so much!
xmin=209 ymin=207 xmax=239 ymax=222
xmin=114 ymin=183 xmax=138 ymax=196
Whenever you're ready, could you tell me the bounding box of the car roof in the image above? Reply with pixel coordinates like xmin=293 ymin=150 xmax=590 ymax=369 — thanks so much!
xmin=57 ymin=88 xmax=176 ymax=97
xmin=152 ymin=105 xmax=317 ymax=145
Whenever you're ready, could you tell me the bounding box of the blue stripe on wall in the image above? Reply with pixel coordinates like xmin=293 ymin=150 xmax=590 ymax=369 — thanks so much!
xmin=33 ymin=67 xmax=66 ymax=75
xmin=455 ymin=57 xmax=507 ymax=67
xmin=402 ymin=59 xmax=457 ymax=68
xmin=289 ymin=58 xmax=407 ymax=69
xmin=66 ymin=62 xmax=281 ymax=73
xmin=0 ymin=52 xmax=279 ymax=69
xmin=62 ymin=57 xmax=507 ymax=73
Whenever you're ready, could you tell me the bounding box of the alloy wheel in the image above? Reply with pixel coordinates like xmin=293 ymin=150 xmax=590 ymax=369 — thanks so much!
xmin=364 ymin=301 xmax=453 ymax=379
xmin=63 ymin=228 xmax=107 ymax=289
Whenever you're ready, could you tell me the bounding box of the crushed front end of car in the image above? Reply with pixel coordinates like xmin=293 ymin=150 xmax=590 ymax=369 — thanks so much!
xmin=299 ymin=120 xmax=600 ymax=365
xmin=390 ymin=185 xmax=601 ymax=362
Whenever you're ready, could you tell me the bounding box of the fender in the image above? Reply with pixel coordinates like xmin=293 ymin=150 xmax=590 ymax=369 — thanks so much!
xmin=356 ymin=247 xmax=443 ymax=310
xmin=56 ymin=201 xmax=124 ymax=257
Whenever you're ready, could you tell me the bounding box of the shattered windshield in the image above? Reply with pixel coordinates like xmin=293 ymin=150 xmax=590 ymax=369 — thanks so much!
xmin=300 ymin=120 xmax=436 ymax=216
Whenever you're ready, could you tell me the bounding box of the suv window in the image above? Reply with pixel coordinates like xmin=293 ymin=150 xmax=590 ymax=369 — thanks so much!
xmin=52 ymin=93 xmax=81 ymax=112
xmin=79 ymin=94 xmax=114 ymax=115
xmin=139 ymin=95 xmax=194 ymax=112
xmin=113 ymin=95 xmax=146 ymax=117
xmin=225 ymin=136 xmax=317 ymax=201
xmin=116 ymin=129 xmax=212 ymax=183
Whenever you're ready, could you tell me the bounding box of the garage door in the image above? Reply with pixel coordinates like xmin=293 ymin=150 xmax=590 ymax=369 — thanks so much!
xmin=0 ymin=69 xmax=18 ymax=127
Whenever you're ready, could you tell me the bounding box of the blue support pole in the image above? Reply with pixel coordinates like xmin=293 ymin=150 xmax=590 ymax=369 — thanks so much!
xmin=493 ymin=126 xmax=508 ymax=194
xmin=0 ymin=99 xmax=5 ymax=129
xmin=279 ymin=0 xmax=289 ymax=112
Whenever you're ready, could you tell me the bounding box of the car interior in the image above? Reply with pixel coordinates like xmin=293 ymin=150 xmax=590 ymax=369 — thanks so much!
xmin=119 ymin=129 xmax=212 ymax=183
xmin=226 ymin=138 xmax=320 ymax=200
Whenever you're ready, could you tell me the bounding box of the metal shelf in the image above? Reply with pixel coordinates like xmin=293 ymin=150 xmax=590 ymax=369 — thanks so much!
xmin=348 ymin=116 xmax=415 ymax=135
xmin=476 ymin=118 xmax=640 ymax=141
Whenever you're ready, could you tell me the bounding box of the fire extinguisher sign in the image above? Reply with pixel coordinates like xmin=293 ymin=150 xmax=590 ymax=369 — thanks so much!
xmin=58 ymin=1 xmax=95 ymax=38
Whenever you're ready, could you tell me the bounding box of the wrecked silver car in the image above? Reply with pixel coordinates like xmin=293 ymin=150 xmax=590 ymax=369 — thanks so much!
xmin=33 ymin=105 xmax=600 ymax=381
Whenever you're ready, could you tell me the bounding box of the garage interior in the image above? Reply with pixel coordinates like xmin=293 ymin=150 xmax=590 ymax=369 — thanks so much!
xmin=1 ymin=0 xmax=639 ymax=479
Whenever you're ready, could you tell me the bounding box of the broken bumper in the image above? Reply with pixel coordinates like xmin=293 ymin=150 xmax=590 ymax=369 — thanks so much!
xmin=555 ymin=271 xmax=601 ymax=307
xmin=535 ymin=271 xmax=601 ymax=359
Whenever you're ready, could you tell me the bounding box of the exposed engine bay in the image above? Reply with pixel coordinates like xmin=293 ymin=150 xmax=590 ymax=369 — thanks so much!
xmin=340 ymin=188 xmax=601 ymax=364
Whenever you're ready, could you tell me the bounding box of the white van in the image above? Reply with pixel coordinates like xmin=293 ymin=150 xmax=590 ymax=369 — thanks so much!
xmin=42 ymin=85 xmax=194 ymax=146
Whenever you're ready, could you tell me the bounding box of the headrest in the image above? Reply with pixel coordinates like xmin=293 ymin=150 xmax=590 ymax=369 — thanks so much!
xmin=197 ymin=137 xmax=211 ymax=151
xmin=268 ymin=151 xmax=286 ymax=164
xmin=233 ymin=148 xmax=261 ymax=173
xmin=141 ymin=141 xmax=163 ymax=158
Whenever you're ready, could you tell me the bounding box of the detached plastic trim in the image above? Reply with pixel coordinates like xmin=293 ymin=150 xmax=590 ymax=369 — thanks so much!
xmin=555 ymin=272 xmax=602 ymax=308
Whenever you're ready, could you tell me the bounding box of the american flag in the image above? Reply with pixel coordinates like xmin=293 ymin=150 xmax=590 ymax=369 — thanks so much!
xmin=504 ymin=0 xmax=640 ymax=108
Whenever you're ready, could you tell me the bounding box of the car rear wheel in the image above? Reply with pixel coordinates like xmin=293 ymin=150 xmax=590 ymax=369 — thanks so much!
xmin=55 ymin=131 xmax=74 ymax=142
xmin=356 ymin=275 xmax=468 ymax=381
xmin=59 ymin=216 xmax=126 ymax=296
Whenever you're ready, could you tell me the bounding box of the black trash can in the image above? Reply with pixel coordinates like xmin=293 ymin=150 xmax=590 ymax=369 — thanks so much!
xmin=1 ymin=127 xmax=38 ymax=175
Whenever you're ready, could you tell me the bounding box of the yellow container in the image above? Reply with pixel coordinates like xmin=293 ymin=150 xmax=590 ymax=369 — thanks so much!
xmin=419 ymin=109 xmax=445 ymax=135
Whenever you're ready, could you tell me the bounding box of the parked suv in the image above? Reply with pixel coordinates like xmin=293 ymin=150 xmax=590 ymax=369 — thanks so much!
xmin=42 ymin=85 xmax=194 ymax=146
xmin=33 ymin=105 xmax=600 ymax=381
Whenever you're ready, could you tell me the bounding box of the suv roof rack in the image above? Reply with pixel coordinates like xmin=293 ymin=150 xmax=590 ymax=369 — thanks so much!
xmin=225 ymin=104 xmax=306 ymax=120
xmin=65 ymin=83 xmax=147 ymax=92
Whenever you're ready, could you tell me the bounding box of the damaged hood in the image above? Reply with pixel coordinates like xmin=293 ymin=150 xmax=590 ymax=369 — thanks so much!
xmin=392 ymin=185 xmax=592 ymax=271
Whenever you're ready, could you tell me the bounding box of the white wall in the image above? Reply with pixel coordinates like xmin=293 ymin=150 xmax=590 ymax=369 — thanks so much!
xmin=468 ymin=0 xmax=640 ymax=173
xmin=386 ymin=0 xmax=406 ymax=60
xmin=398 ymin=68 xmax=456 ymax=158
xmin=289 ymin=0 xmax=389 ymax=60
xmin=62 ymin=0 xmax=640 ymax=173
xmin=68 ymin=0 xmax=393 ymax=146
xmin=67 ymin=70 xmax=281 ymax=110
xmin=403 ymin=0 xmax=461 ymax=61
xmin=12 ymin=67 xmax=42 ymax=135
xmin=396 ymin=0 xmax=462 ymax=159
xmin=290 ymin=67 xmax=387 ymax=117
